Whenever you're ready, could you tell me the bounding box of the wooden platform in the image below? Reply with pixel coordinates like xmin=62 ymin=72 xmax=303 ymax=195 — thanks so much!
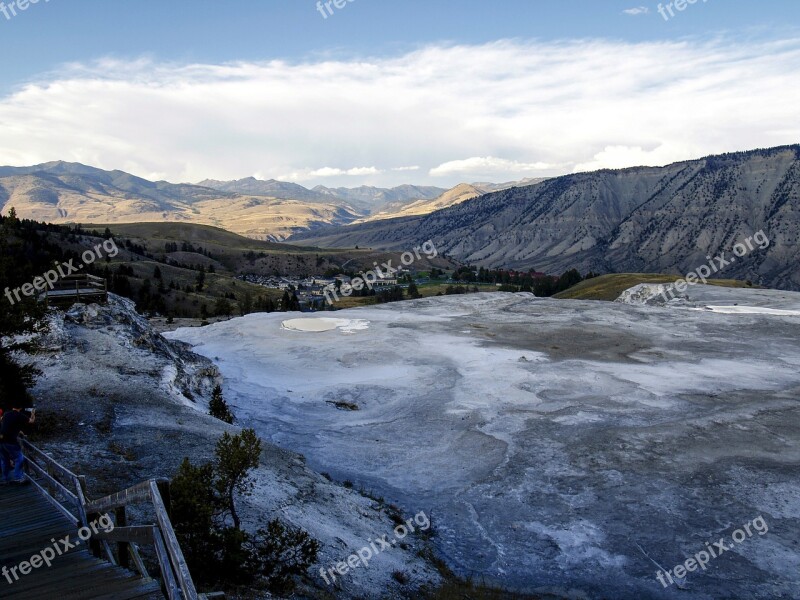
xmin=39 ymin=274 xmax=108 ymax=307
xmin=0 ymin=483 xmax=164 ymax=599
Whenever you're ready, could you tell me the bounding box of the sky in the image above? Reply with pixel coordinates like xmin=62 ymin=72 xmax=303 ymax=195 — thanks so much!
xmin=0 ymin=0 xmax=799 ymax=187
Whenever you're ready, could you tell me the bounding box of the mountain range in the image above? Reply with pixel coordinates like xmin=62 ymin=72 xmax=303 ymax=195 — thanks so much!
xmin=197 ymin=177 xmax=448 ymax=214
xmin=0 ymin=162 xmax=543 ymax=241
xmin=194 ymin=177 xmax=546 ymax=216
xmin=290 ymin=145 xmax=800 ymax=290
xmin=3 ymin=147 xmax=799 ymax=290
xmin=0 ymin=163 xmax=351 ymax=241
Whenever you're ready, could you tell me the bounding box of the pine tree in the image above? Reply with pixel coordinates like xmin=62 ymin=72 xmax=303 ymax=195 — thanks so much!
xmin=215 ymin=429 xmax=261 ymax=529
xmin=0 ymin=212 xmax=45 ymax=409
xmin=240 ymin=293 xmax=253 ymax=316
xmin=170 ymin=458 xmax=221 ymax=581
xmin=171 ymin=431 xmax=318 ymax=592
xmin=196 ymin=266 xmax=206 ymax=292
xmin=209 ymin=385 xmax=235 ymax=424
xmin=215 ymin=297 xmax=233 ymax=317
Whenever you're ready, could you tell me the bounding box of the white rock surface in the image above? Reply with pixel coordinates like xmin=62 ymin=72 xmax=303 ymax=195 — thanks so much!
xmin=168 ymin=292 xmax=800 ymax=599
xmin=29 ymin=295 xmax=440 ymax=599
xmin=615 ymin=283 xmax=687 ymax=306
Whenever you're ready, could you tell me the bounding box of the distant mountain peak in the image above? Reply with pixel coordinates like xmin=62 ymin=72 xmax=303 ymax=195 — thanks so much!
xmin=290 ymin=145 xmax=800 ymax=291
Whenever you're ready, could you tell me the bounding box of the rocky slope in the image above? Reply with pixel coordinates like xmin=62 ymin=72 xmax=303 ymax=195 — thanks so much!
xmin=197 ymin=177 xmax=334 ymax=203
xmin=355 ymin=183 xmax=486 ymax=223
xmin=350 ymin=179 xmax=550 ymax=223
xmin=25 ymin=295 xmax=442 ymax=598
xmin=290 ymin=145 xmax=800 ymax=290
xmin=310 ymin=184 xmax=447 ymax=213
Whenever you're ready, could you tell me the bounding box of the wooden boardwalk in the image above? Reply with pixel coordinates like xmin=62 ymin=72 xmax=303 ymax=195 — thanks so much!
xmin=39 ymin=274 xmax=108 ymax=307
xmin=0 ymin=483 xmax=163 ymax=599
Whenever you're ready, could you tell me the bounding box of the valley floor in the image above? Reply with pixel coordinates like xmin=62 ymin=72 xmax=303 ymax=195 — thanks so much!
xmin=168 ymin=289 xmax=800 ymax=599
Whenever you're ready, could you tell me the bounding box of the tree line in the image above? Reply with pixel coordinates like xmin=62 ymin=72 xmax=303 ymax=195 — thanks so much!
xmin=452 ymin=266 xmax=597 ymax=296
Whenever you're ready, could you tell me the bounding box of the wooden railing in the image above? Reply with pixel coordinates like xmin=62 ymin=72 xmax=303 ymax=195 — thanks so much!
xmin=20 ymin=439 xmax=217 ymax=600
xmin=39 ymin=274 xmax=108 ymax=305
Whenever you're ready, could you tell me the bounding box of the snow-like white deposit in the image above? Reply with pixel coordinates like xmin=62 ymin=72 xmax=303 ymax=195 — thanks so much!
xmin=700 ymin=305 xmax=800 ymax=316
xmin=615 ymin=282 xmax=686 ymax=306
xmin=281 ymin=317 xmax=370 ymax=333
xmin=617 ymin=281 xmax=800 ymax=313
xmin=167 ymin=290 xmax=800 ymax=599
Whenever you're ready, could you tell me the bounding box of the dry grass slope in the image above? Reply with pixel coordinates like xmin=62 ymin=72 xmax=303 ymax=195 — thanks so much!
xmin=554 ymin=273 xmax=756 ymax=301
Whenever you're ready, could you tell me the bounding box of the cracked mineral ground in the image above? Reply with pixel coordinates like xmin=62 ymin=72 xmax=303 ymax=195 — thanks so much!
xmin=168 ymin=288 xmax=800 ymax=600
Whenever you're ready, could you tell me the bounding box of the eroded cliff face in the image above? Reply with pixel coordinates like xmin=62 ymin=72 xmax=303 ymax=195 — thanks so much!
xmin=292 ymin=145 xmax=800 ymax=290
xmin=24 ymin=295 xmax=442 ymax=599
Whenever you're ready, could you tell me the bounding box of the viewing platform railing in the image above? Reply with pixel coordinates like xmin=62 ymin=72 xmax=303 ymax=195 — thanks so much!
xmin=20 ymin=438 xmax=219 ymax=600
xmin=39 ymin=274 xmax=108 ymax=306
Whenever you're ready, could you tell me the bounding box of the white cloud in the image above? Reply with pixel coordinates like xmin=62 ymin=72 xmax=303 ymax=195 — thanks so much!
xmin=277 ymin=166 xmax=381 ymax=181
xmin=0 ymin=37 xmax=799 ymax=186
xmin=430 ymin=157 xmax=554 ymax=177
xmin=623 ymin=7 xmax=649 ymax=16
xmin=309 ymin=166 xmax=380 ymax=178
xmin=344 ymin=167 xmax=381 ymax=176
xmin=573 ymin=145 xmax=675 ymax=172
xmin=391 ymin=166 xmax=420 ymax=172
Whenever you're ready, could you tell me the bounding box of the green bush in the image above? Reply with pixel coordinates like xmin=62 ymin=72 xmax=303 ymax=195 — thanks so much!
xmin=252 ymin=518 xmax=320 ymax=594
xmin=171 ymin=430 xmax=319 ymax=594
